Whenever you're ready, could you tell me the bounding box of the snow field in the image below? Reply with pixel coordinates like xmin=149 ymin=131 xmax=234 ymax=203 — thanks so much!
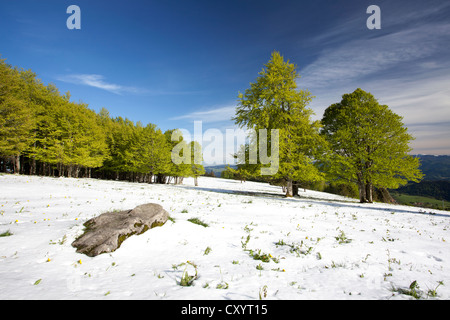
xmin=0 ymin=174 xmax=449 ymax=299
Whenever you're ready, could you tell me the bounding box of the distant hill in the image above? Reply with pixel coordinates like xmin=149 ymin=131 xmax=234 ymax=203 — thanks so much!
xmin=204 ymin=155 xmax=450 ymax=181
xmin=396 ymin=180 xmax=450 ymax=202
xmin=416 ymin=155 xmax=450 ymax=181
xmin=203 ymin=165 xmax=236 ymax=177
xmin=390 ymin=155 xmax=450 ymax=208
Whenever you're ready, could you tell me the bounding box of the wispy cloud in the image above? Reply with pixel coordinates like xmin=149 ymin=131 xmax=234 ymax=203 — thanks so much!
xmin=57 ymin=74 xmax=206 ymax=96
xmin=301 ymin=24 xmax=448 ymax=90
xmin=298 ymin=6 xmax=450 ymax=154
xmin=170 ymin=105 xmax=236 ymax=123
xmin=57 ymin=74 xmax=145 ymax=95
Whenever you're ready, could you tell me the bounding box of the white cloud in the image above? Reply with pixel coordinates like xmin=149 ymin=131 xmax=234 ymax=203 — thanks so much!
xmin=299 ymin=17 xmax=450 ymax=155
xmin=170 ymin=105 xmax=236 ymax=123
xmin=57 ymin=74 xmax=144 ymax=95
xmin=301 ymin=24 xmax=449 ymax=90
xmin=57 ymin=74 xmax=206 ymax=96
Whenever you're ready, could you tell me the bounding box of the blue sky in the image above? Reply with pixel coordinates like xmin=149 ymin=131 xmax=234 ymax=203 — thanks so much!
xmin=1 ymin=0 xmax=450 ymax=158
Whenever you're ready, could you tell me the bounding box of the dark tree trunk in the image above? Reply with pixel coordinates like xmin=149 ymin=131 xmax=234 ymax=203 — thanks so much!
xmin=293 ymin=184 xmax=299 ymax=197
xmin=365 ymin=181 xmax=373 ymax=203
xmin=357 ymin=174 xmax=368 ymax=203
xmin=375 ymin=188 xmax=396 ymax=204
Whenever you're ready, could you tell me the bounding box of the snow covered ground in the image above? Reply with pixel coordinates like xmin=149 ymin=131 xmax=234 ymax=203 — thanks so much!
xmin=1 ymin=174 xmax=449 ymax=300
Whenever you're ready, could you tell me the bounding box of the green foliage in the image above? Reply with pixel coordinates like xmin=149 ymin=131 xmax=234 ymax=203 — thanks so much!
xmin=233 ymin=51 xmax=324 ymax=196
xmin=221 ymin=166 xmax=236 ymax=179
xmin=427 ymin=281 xmax=444 ymax=298
xmin=216 ymin=282 xmax=229 ymax=289
xmin=162 ymin=129 xmax=193 ymax=184
xmin=323 ymin=182 xmax=359 ymax=199
xmin=394 ymin=280 xmax=422 ymax=299
xmin=321 ymin=88 xmax=423 ymax=203
xmin=391 ymin=280 xmax=444 ymax=299
xmin=259 ymin=285 xmax=268 ymax=299
xmin=335 ymin=230 xmax=352 ymax=244
xmin=179 ymin=261 xmax=198 ymax=287
xmin=248 ymin=249 xmax=272 ymax=263
xmin=0 ymin=57 xmax=198 ymax=183
xmin=0 ymin=59 xmax=34 ymax=171
xmin=0 ymin=230 xmax=13 ymax=237
xmin=187 ymin=217 xmax=209 ymax=228
xmin=190 ymin=141 xmax=205 ymax=186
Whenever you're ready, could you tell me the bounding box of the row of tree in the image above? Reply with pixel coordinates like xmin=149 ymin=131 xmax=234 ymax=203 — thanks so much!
xmin=1 ymin=53 xmax=423 ymax=202
xmin=0 ymin=57 xmax=205 ymax=184
xmin=227 ymin=51 xmax=423 ymax=203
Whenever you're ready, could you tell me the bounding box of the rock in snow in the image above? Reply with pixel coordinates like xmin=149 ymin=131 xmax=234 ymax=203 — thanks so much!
xmin=72 ymin=203 xmax=168 ymax=257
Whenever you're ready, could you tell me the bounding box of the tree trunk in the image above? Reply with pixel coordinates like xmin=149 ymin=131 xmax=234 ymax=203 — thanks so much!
xmin=194 ymin=176 xmax=198 ymax=186
xmin=30 ymin=156 xmax=36 ymax=175
xmin=293 ymin=184 xmax=299 ymax=197
xmin=365 ymin=181 xmax=373 ymax=203
xmin=157 ymin=174 xmax=166 ymax=184
xmin=14 ymin=155 xmax=20 ymax=174
xmin=357 ymin=174 xmax=367 ymax=203
xmin=285 ymin=179 xmax=294 ymax=197
xmin=375 ymin=188 xmax=396 ymax=204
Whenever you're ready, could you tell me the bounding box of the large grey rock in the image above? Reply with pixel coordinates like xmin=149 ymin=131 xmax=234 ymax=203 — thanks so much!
xmin=72 ymin=203 xmax=168 ymax=257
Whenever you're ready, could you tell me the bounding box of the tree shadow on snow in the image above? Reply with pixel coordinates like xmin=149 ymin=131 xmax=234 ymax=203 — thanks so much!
xmin=174 ymin=184 xmax=450 ymax=219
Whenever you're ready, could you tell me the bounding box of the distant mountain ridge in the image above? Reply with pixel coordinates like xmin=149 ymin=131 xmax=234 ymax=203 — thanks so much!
xmin=203 ymin=165 xmax=236 ymax=177
xmin=415 ymin=155 xmax=450 ymax=181
xmin=395 ymin=180 xmax=450 ymax=202
xmin=203 ymin=155 xmax=450 ymax=181
xmin=393 ymin=155 xmax=450 ymax=206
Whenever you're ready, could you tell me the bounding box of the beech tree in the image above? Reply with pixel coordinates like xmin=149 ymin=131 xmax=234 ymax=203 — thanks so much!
xmin=135 ymin=123 xmax=171 ymax=181
xmin=0 ymin=57 xmax=203 ymax=183
xmin=164 ymin=129 xmax=192 ymax=184
xmin=0 ymin=59 xmax=34 ymax=173
xmin=321 ymin=88 xmax=423 ymax=203
xmin=233 ymin=51 xmax=324 ymax=197
xmin=190 ymin=141 xmax=205 ymax=186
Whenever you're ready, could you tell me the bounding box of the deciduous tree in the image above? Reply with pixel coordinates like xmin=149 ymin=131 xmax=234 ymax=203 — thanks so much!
xmin=321 ymin=88 xmax=423 ymax=203
xmin=233 ymin=51 xmax=324 ymax=196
